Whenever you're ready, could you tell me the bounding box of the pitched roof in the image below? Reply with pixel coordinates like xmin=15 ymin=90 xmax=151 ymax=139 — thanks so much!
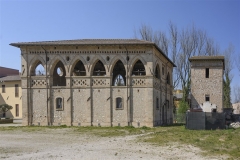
xmin=10 ymin=39 xmax=176 ymax=67
xmin=0 ymin=75 xmax=21 ymax=82
xmin=0 ymin=66 xmax=19 ymax=77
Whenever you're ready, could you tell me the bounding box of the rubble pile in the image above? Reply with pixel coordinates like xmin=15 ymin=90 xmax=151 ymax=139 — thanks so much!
xmin=229 ymin=122 xmax=240 ymax=129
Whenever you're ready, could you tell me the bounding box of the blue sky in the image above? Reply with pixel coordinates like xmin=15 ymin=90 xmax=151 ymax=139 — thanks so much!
xmin=0 ymin=0 xmax=239 ymax=100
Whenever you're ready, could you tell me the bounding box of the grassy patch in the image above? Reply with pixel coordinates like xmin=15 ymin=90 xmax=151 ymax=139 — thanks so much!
xmin=144 ymin=126 xmax=240 ymax=159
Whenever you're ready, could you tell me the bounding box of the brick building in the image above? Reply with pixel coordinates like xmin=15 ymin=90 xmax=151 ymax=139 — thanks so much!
xmin=10 ymin=39 xmax=175 ymax=127
xmin=189 ymin=56 xmax=225 ymax=112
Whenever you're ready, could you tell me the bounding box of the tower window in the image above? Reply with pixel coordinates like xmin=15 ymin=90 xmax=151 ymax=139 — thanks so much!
xmin=206 ymin=68 xmax=209 ymax=78
xmin=205 ymin=95 xmax=210 ymax=102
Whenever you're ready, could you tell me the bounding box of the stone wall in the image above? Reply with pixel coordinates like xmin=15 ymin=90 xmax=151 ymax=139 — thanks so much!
xmin=191 ymin=60 xmax=224 ymax=112
xmin=19 ymin=43 xmax=174 ymax=127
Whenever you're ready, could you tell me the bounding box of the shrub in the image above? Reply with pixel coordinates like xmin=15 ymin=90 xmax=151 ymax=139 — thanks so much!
xmin=0 ymin=104 xmax=13 ymax=114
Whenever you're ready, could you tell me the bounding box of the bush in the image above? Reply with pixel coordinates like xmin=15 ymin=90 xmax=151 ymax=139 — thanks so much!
xmin=0 ymin=104 xmax=13 ymax=114
xmin=176 ymin=100 xmax=189 ymax=123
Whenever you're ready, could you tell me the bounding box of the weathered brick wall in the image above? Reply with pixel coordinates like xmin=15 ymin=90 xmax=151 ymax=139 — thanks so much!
xmin=20 ymin=43 xmax=174 ymax=127
xmin=112 ymin=88 xmax=128 ymax=126
xmin=32 ymin=89 xmax=47 ymax=125
xmin=72 ymin=88 xmax=91 ymax=126
xmin=191 ymin=60 xmax=224 ymax=112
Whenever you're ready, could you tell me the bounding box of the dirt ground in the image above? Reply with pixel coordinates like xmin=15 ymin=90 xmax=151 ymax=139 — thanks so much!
xmin=0 ymin=128 xmax=225 ymax=160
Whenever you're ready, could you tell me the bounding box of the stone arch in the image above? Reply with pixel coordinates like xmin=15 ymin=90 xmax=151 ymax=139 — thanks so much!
xmin=109 ymin=56 xmax=127 ymax=75
xmin=89 ymin=55 xmax=107 ymax=74
xmin=129 ymin=55 xmax=147 ymax=67
xmin=111 ymin=60 xmax=126 ymax=86
xmin=70 ymin=55 xmax=87 ymax=66
xmin=29 ymin=56 xmax=46 ymax=76
xmin=129 ymin=55 xmax=147 ymax=75
xmin=131 ymin=59 xmax=146 ymax=76
xmin=49 ymin=55 xmax=67 ymax=76
xmin=70 ymin=59 xmax=86 ymax=76
xmin=52 ymin=60 xmax=66 ymax=86
xmin=92 ymin=60 xmax=106 ymax=76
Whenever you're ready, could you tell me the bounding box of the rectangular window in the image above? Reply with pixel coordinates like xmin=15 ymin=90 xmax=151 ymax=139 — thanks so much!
xmin=2 ymin=85 xmax=5 ymax=93
xmin=16 ymin=104 xmax=19 ymax=117
xmin=116 ymin=97 xmax=123 ymax=109
xmin=156 ymin=98 xmax=159 ymax=110
xmin=56 ymin=98 xmax=63 ymax=110
xmin=205 ymin=95 xmax=210 ymax=102
xmin=162 ymin=67 xmax=165 ymax=75
xmin=15 ymin=84 xmax=19 ymax=97
xmin=206 ymin=68 xmax=209 ymax=78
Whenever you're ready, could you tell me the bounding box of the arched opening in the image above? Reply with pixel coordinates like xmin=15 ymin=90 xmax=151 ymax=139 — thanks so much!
xmin=93 ymin=60 xmax=106 ymax=76
xmin=155 ymin=64 xmax=160 ymax=79
xmin=167 ymin=72 xmax=170 ymax=85
xmin=132 ymin=60 xmax=146 ymax=76
xmin=112 ymin=60 xmax=126 ymax=86
xmin=72 ymin=60 xmax=86 ymax=76
xmin=53 ymin=61 xmax=66 ymax=86
xmin=31 ymin=62 xmax=46 ymax=76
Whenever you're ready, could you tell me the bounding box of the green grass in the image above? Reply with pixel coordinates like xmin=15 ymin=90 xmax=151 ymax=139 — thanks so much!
xmin=1 ymin=125 xmax=240 ymax=159
xmin=143 ymin=126 xmax=240 ymax=159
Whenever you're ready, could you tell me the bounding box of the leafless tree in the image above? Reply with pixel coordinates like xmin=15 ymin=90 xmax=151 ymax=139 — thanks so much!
xmin=168 ymin=22 xmax=180 ymax=88
xmin=233 ymin=85 xmax=240 ymax=103
xmin=223 ymin=43 xmax=234 ymax=78
xmin=236 ymin=53 xmax=240 ymax=73
xmin=135 ymin=22 xmax=221 ymax=96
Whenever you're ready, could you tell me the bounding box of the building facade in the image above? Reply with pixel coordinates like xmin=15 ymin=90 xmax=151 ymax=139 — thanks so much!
xmin=11 ymin=39 xmax=175 ymax=127
xmin=0 ymin=67 xmax=22 ymax=119
xmin=189 ymin=56 xmax=225 ymax=112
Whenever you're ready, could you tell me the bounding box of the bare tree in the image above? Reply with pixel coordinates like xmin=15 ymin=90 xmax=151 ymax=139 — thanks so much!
xmin=223 ymin=43 xmax=234 ymax=108
xmin=233 ymin=85 xmax=240 ymax=103
xmin=236 ymin=53 xmax=240 ymax=73
xmin=224 ymin=43 xmax=234 ymax=77
xmin=169 ymin=22 xmax=180 ymax=88
xmin=135 ymin=22 xmax=221 ymax=96
xmin=138 ymin=24 xmax=153 ymax=42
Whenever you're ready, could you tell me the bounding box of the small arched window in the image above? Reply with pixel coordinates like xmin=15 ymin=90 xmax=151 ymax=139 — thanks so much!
xmin=56 ymin=97 xmax=63 ymax=110
xmin=116 ymin=97 xmax=123 ymax=109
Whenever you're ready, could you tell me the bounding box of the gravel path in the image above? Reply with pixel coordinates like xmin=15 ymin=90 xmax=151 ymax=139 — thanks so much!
xmin=0 ymin=128 xmax=225 ymax=160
